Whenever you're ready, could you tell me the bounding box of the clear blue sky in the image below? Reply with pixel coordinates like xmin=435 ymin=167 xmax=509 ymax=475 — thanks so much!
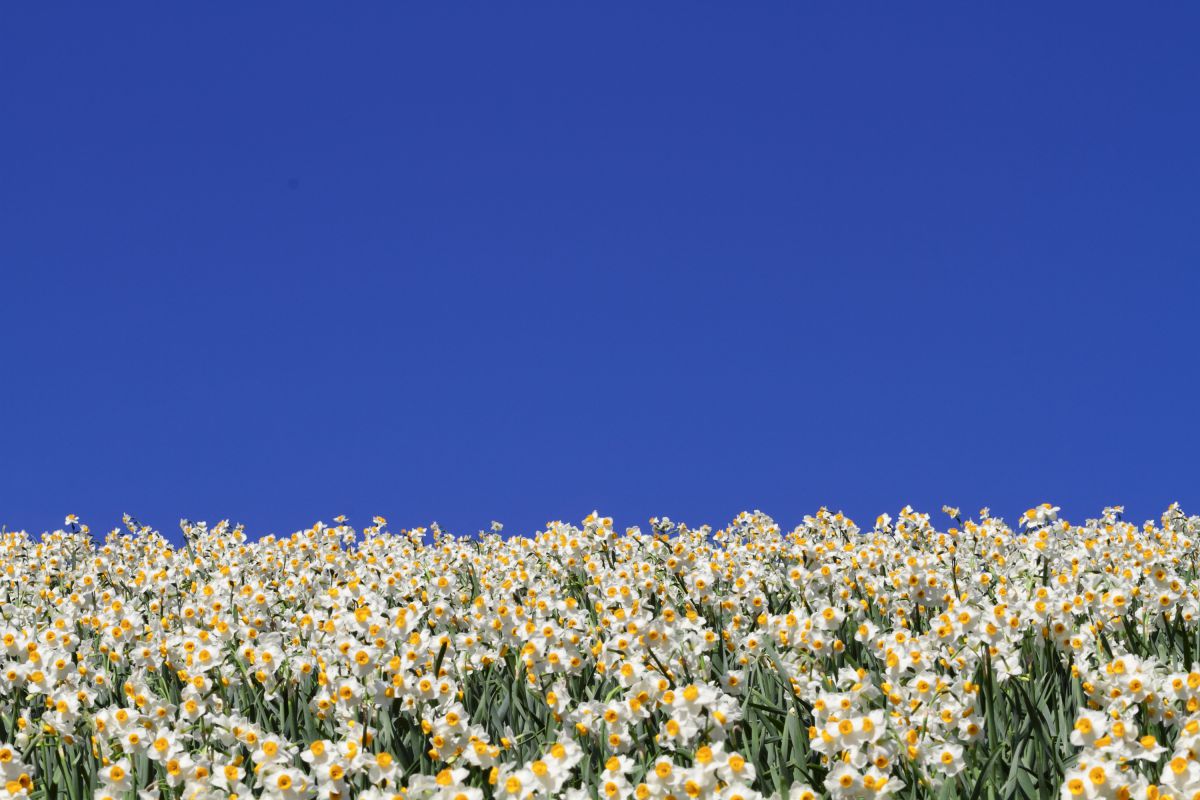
xmin=3 ymin=4 xmax=1198 ymax=540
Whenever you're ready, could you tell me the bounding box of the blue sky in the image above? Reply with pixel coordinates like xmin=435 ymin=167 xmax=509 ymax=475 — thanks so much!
xmin=3 ymin=4 xmax=1198 ymax=540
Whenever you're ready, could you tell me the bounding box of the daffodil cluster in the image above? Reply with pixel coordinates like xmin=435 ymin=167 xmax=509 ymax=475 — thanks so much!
xmin=0 ymin=503 xmax=1198 ymax=800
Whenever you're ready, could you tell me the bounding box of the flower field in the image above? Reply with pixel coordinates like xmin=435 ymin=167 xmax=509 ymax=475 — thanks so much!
xmin=2 ymin=504 xmax=1200 ymax=800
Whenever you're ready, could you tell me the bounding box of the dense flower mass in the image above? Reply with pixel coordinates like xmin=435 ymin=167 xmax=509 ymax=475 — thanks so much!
xmin=1 ymin=504 xmax=1200 ymax=800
